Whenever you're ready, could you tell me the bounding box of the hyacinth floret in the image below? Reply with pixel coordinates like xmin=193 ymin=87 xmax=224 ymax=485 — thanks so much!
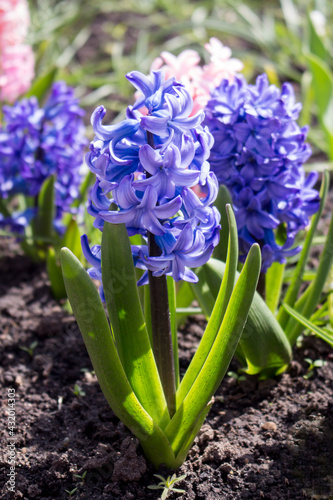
xmin=84 ymin=70 xmax=220 ymax=293
xmin=204 ymin=74 xmax=320 ymax=271
xmin=0 ymin=81 xmax=87 ymax=233
xmin=0 ymin=208 xmax=35 ymax=235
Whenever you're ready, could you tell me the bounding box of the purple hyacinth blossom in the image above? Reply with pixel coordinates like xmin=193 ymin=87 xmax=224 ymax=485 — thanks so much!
xmin=84 ymin=69 xmax=220 ymax=290
xmin=204 ymin=73 xmax=320 ymax=271
xmin=134 ymin=143 xmax=199 ymax=199
xmin=0 ymin=81 xmax=87 ymax=233
xmin=81 ymin=234 xmax=105 ymax=301
xmin=100 ymin=183 xmax=183 ymax=236
xmin=0 ymin=208 xmax=36 ymax=235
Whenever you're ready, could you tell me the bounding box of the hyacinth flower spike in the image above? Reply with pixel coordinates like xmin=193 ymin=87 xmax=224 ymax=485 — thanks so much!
xmin=0 ymin=81 xmax=88 ymax=299
xmin=189 ymin=73 xmax=333 ymax=377
xmin=61 ymin=70 xmax=261 ymax=468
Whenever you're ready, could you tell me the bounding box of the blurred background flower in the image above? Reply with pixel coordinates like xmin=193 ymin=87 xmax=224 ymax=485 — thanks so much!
xmin=204 ymin=74 xmax=320 ymax=270
xmin=151 ymin=38 xmax=243 ymax=115
xmin=0 ymin=0 xmax=35 ymax=102
xmin=0 ymin=81 xmax=86 ymax=232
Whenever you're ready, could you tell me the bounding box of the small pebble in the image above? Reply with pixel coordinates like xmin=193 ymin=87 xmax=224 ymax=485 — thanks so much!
xmin=261 ymin=421 xmax=278 ymax=432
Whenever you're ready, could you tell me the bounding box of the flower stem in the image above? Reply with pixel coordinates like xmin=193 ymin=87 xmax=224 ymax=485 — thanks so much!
xmin=257 ymin=272 xmax=266 ymax=300
xmin=148 ymin=235 xmax=176 ymax=417
xmin=146 ymin=131 xmax=176 ymax=418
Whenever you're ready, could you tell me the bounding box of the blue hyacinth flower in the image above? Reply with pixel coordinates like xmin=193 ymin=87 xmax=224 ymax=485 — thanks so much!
xmin=83 ymin=69 xmax=221 ymax=292
xmin=204 ymin=74 xmax=320 ymax=271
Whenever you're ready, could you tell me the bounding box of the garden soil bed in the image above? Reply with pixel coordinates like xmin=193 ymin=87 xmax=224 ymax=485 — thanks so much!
xmin=0 ymin=240 xmax=333 ymax=500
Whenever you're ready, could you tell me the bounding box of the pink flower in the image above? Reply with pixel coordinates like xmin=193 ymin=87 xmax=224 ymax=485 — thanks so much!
xmin=151 ymin=49 xmax=202 ymax=82
xmin=0 ymin=0 xmax=34 ymax=102
xmin=0 ymin=0 xmax=30 ymax=45
xmin=201 ymin=38 xmax=244 ymax=90
xmin=150 ymin=38 xmax=243 ymax=114
xmin=0 ymin=45 xmax=34 ymax=102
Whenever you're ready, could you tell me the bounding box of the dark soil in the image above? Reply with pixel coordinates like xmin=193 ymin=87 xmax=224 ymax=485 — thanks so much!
xmin=1 ymin=240 xmax=333 ymax=500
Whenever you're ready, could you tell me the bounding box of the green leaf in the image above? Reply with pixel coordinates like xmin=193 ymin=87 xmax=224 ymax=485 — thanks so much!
xmin=265 ymin=262 xmax=285 ymax=313
xmin=177 ymin=204 xmax=238 ymax=406
xmin=62 ymin=219 xmax=83 ymax=263
xmin=173 ymin=399 xmax=213 ymax=469
xmin=143 ymin=284 xmax=153 ymax=347
xmin=277 ymin=170 xmax=329 ymax=329
xmin=61 ymin=248 xmax=176 ymax=469
xmin=33 ymin=175 xmax=55 ymax=242
xmin=197 ymin=258 xmax=292 ymax=376
xmin=212 ymin=185 xmax=233 ymax=263
xmin=190 ymin=266 xmax=216 ymax=318
xmin=285 ymin=193 xmax=333 ymax=345
xmin=25 ymin=67 xmax=58 ymax=102
xmin=282 ymin=304 xmax=333 ymax=347
xmin=166 ymin=243 xmax=261 ymax=456
xmin=307 ymin=12 xmax=328 ymax=61
xmin=101 ymin=222 xmax=169 ymax=428
xmin=46 ymin=219 xmax=83 ymax=301
xmin=47 ymin=247 xmax=67 ymax=300
xmin=305 ymin=53 xmax=333 ymax=159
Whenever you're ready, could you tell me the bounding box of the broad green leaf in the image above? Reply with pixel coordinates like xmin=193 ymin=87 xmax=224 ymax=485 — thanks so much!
xmin=47 ymin=247 xmax=67 ymax=300
xmin=283 ymin=303 xmax=333 ymax=347
xmin=277 ymin=170 xmax=329 ymax=329
xmin=25 ymin=67 xmax=58 ymax=102
xmin=101 ymin=222 xmax=169 ymax=428
xmin=34 ymin=175 xmax=55 ymax=242
xmin=307 ymin=12 xmax=328 ymax=61
xmin=305 ymin=53 xmax=333 ymax=159
xmin=265 ymin=262 xmax=285 ymax=313
xmin=144 ymin=284 xmax=153 ymax=346
xmin=166 ymin=244 xmax=261 ymax=456
xmin=190 ymin=266 xmax=216 ymax=318
xmin=213 ymin=185 xmax=233 ymax=263
xmin=62 ymin=219 xmax=83 ymax=263
xmin=173 ymin=399 xmax=213 ymax=469
xmin=177 ymin=204 xmax=238 ymax=406
xmin=198 ymin=258 xmax=292 ymax=376
xmin=61 ymin=248 xmax=176 ymax=469
xmin=46 ymin=219 xmax=83 ymax=301
xmin=238 ymin=288 xmax=291 ymax=377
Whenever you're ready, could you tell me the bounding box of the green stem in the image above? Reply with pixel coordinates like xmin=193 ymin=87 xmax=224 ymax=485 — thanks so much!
xmin=257 ymin=272 xmax=266 ymax=300
xmin=148 ymin=233 xmax=176 ymax=418
xmin=146 ymin=130 xmax=176 ymax=418
xmin=167 ymin=276 xmax=179 ymax=388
